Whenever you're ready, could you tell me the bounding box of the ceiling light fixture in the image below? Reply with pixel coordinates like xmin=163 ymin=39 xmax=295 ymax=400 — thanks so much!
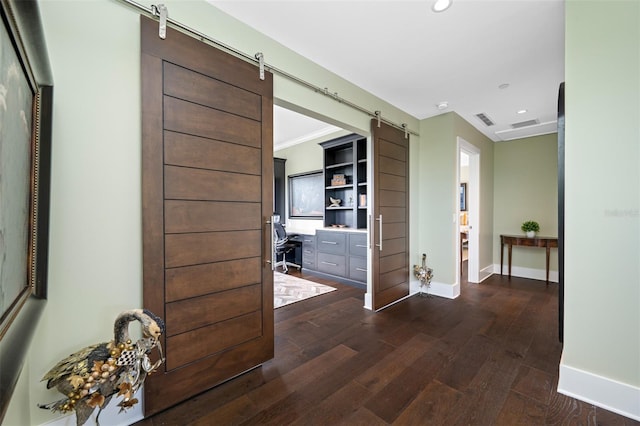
xmin=432 ymin=0 xmax=453 ymax=13
xmin=498 ymin=83 xmax=510 ymax=90
xmin=436 ymin=101 xmax=449 ymax=110
xmin=517 ymin=109 xmax=528 ymax=114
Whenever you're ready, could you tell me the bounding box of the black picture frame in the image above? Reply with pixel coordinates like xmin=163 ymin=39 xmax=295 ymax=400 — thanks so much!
xmin=288 ymin=171 xmax=324 ymax=219
xmin=0 ymin=0 xmax=53 ymax=421
xmin=460 ymin=182 xmax=467 ymax=211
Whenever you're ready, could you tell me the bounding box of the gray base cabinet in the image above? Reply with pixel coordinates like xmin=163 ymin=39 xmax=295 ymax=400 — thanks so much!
xmin=303 ymin=230 xmax=367 ymax=288
xmin=301 ymin=235 xmax=316 ymax=270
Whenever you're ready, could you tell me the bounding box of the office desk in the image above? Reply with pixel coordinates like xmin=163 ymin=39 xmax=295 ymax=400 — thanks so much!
xmin=286 ymin=234 xmax=303 ymax=268
xmin=500 ymin=234 xmax=558 ymax=283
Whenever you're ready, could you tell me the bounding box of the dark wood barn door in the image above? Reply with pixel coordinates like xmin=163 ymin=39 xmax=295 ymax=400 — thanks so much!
xmin=371 ymin=121 xmax=410 ymax=310
xmin=141 ymin=16 xmax=274 ymax=415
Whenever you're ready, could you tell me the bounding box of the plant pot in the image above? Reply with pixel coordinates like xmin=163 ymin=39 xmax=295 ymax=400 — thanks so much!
xmin=526 ymin=231 xmax=536 ymax=238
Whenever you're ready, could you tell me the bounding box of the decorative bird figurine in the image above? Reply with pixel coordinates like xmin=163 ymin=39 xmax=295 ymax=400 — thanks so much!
xmin=39 ymin=309 xmax=165 ymax=426
xmin=413 ymin=253 xmax=434 ymax=297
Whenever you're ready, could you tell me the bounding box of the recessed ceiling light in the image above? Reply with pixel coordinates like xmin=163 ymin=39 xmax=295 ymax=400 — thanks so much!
xmin=436 ymin=101 xmax=449 ymax=110
xmin=517 ymin=109 xmax=528 ymax=114
xmin=432 ymin=0 xmax=453 ymax=13
xmin=498 ymin=83 xmax=510 ymax=90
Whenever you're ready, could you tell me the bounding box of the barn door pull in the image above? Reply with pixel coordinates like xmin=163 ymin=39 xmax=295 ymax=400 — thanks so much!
xmin=375 ymin=214 xmax=383 ymax=252
xmin=266 ymin=217 xmax=275 ymax=270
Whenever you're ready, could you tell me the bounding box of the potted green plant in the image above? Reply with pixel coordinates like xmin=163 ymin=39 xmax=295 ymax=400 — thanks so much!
xmin=521 ymin=220 xmax=540 ymax=238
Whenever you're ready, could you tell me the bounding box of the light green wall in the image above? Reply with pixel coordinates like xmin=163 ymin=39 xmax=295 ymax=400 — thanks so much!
xmin=24 ymin=2 xmax=144 ymax=424
xmin=6 ymin=1 xmax=420 ymax=424
xmin=274 ymin=138 xmax=327 ymax=231
xmin=275 ymin=134 xmax=338 ymax=176
xmin=493 ymin=134 xmax=558 ymax=272
xmin=454 ymin=114 xmax=495 ymax=275
xmin=563 ymin=0 xmax=639 ymax=387
xmin=420 ymin=114 xmax=455 ymax=284
xmin=418 ymin=112 xmax=494 ymax=287
xmin=4 ymin=360 xmax=31 ymax=426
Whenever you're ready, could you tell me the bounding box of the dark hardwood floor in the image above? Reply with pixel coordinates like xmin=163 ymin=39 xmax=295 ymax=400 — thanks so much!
xmin=137 ymin=264 xmax=638 ymax=425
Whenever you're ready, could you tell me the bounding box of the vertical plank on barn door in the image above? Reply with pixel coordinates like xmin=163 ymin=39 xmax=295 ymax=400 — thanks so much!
xmin=371 ymin=120 xmax=410 ymax=310
xmin=141 ymin=16 xmax=274 ymax=415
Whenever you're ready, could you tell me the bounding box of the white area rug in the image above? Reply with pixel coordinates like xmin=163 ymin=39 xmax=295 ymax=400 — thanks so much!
xmin=274 ymin=272 xmax=337 ymax=309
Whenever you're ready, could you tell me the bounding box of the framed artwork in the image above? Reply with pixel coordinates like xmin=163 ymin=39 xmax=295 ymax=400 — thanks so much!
xmin=0 ymin=1 xmax=53 ymax=420
xmin=288 ymin=171 xmax=323 ymax=219
xmin=460 ymin=182 xmax=467 ymax=211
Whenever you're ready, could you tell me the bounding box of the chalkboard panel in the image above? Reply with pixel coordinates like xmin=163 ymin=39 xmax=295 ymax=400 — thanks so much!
xmin=289 ymin=171 xmax=323 ymax=219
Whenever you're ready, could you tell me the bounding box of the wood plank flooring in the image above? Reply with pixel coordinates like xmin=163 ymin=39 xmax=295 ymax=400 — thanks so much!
xmin=136 ymin=266 xmax=638 ymax=425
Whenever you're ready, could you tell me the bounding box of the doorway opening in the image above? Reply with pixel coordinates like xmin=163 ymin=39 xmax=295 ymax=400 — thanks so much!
xmin=272 ymin=104 xmax=373 ymax=305
xmin=458 ymin=137 xmax=480 ymax=284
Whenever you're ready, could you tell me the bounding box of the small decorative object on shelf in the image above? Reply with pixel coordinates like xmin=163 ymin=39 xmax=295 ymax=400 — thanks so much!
xmin=39 ymin=309 xmax=166 ymax=426
xmin=331 ymin=173 xmax=346 ymax=186
xmin=521 ymin=220 xmax=540 ymax=238
xmin=359 ymin=194 xmax=367 ymax=207
xmin=329 ymin=197 xmax=341 ymax=207
xmin=413 ymin=253 xmax=434 ymax=297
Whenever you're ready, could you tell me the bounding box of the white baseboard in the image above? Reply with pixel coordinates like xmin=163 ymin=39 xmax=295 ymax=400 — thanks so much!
xmin=424 ymin=280 xmax=459 ymax=299
xmin=478 ymin=265 xmax=494 ymax=282
xmin=492 ymin=264 xmax=558 ymax=283
xmin=367 ymin=279 xmax=459 ymax=310
xmin=558 ymin=361 xmax=640 ymax=421
xmin=363 ymin=292 xmax=372 ymax=310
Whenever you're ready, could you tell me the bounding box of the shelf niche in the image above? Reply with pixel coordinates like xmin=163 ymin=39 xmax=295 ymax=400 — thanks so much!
xmin=320 ymin=134 xmax=368 ymax=229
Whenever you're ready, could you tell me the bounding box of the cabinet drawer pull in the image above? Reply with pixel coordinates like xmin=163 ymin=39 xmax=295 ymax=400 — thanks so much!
xmin=321 ymin=240 xmax=338 ymax=245
xmin=321 ymin=261 xmax=338 ymax=266
xmin=355 ymin=244 xmax=367 ymax=248
xmin=356 ymin=267 xmax=367 ymax=272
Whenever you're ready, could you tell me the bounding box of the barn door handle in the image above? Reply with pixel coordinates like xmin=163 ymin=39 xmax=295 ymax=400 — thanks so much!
xmin=266 ymin=217 xmax=275 ymax=270
xmin=375 ymin=214 xmax=382 ymax=251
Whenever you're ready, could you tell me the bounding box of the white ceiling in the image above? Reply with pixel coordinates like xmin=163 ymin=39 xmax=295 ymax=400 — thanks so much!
xmin=208 ymin=0 xmax=565 ymax=147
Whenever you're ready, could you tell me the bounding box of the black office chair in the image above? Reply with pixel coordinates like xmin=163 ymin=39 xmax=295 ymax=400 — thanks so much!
xmin=274 ymin=222 xmax=301 ymax=273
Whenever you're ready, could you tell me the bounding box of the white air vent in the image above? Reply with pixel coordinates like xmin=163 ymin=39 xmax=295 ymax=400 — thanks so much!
xmin=475 ymin=113 xmax=495 ymax=126
xmin=511 ymin=119 xmax=539 ymax=128
xmin=495 ymin=120 xmax=558 ymax=141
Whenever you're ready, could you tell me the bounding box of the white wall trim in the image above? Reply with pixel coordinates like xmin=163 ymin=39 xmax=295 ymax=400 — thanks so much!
xmin=424 ymin=280 xmax=460 ymax=299
xmin=363 ymin=291 xmax=372 ymax=310
xmin=491 ymin=264 xmax=558 ymax=283
xmin=478 ymin=265 xmax=494 ymax=282
xmin=558 ymin=361 xmax=640 ymax=421
xmin=365 ymin=278 xmax=456 ymax=310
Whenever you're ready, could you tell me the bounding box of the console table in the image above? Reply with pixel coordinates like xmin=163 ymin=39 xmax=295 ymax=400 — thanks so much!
xmin=500 ymin=234 xmax=558 ymax=283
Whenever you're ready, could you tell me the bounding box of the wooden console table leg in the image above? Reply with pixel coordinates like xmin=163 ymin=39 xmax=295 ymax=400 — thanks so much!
xmin=546 ymin=246 xmax=551 ymax=284
xmin=500 ymin=241 xmax=504 ymax=276
xmin=508 ymin=244 xmax=513 ymax=279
